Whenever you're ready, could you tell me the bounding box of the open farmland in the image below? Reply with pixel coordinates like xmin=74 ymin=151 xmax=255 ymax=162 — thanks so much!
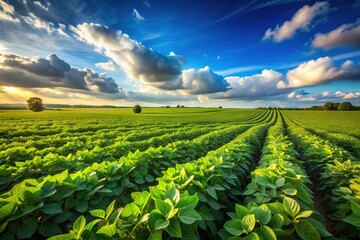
xmin=0 ymin=108 xmax=359 ymax=239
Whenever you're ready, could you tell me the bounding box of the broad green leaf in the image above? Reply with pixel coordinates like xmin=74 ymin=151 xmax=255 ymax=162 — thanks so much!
xmin=165 ymin=218 xmax=182 ymax=238
xmin=167 ymin=208 xmax=179 ymax=219
xmin=254 ymin=204 xmax=271 ymax=225
xmin=37 ymin=222 xmax=62 ymax=237
xmin=199 ymin=206 xmax=215 ymax=221
xmin=121 ymin=203 xmax=140 ymax=218
xmin=242 ymin=214 xmax=256 ymax=233
xmin=75 ymin=200 xmax=88 ymax=213
xmin=108 ymin=207 xmax=123 ymax=224
xmin=48 ymin=234 xmax=77 ymax=240
xmin=155 ymin=199 xmax=172 ymax=217
xmin=73 ymin=216 xmax=86 ymax=236
xmin=343 ymin=214 xmax=360 ymax=227
xmin=53 ymin=210 xmax=72 ymax=223
xmin=350 ymin=199 xmax=360 ymax=217
xmin=16 ymin=217 xmax=38 ymax=239
xmin=255 ymin=226 xmax=276 ymax=240
xmin=106 ymin=200 xmax=116 ymax=218
xmin=179 ymin=208 xmax=202 ymax=224
xmin=206 ymin=186 xmax=218 ymax=200
xmin=145 ymin=174 xmax=155 ymax=182
xmin=90 ymin=209 xmax=105 ymax=219
xmin=224 ymin=219 xmax=243 ymax=236
xmin=295 ymin=220 xmax=321 ymax=240
xmin=41 ymin=202 xmax=63 ymax=215
xmin=268 ymin=214 xmax=284 ymax=229
xmin=148 ymin=211 xmax=163 ymax=231
xmin=275 ymin=178 xmax=285 ymax=187
xmin=243 ymin=232 xmax=260 ymax=240
xmin=296 ymin=211 xmax=313 ymax=220
xmin=176 ymin=195 xmax=199 ymax=210
xmin=84 ymin=219 xmax=101 ymax=231
xmin=283 ymin=197 xmax=300 ymax=217
xmin=148 ymin=230 xmax=162 ymax=240
xmin=0 ymin=202 xmax=17 ymax=220
xmin=235 ymin=204 xmax=250 ymax=219
xmin=96 ymin=224 xmax=117 ymax=237
xmin=154 ymin=218 xmax=169 ymax=230
xmin=164 ymin=187 xmax=180 ymax=205
xmin=134 ymin=191 xmax=150 ymax=207
xmin=283 ymin=188 xmax=297 ymax=196
xmin=305 ymin=218 xmax=332 ymax=237
xmin=0 ymin=222 xmax=7 ymax=234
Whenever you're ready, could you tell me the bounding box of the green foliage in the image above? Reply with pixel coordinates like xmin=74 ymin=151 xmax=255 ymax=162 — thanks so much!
xmin=133 ymin=104 xmax=142 ymax=113
xmin=26 ymin=97 xmax=44 ymax=112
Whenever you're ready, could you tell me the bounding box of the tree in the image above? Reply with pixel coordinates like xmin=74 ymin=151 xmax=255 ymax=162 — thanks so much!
xmin=133 ymin=104 xmax=142 ymax=113
xmin=218 ymin=106 xmax=222 ymax=109
xmin=27 ymin=97 xmax=44 ymax=112
xmin=338 ymin=102 xmax=352 ymax=111
xmin=324 ymin=102 xmax=336 ymax=110
xmin=176 ymin=105 xmax=180 ymax=108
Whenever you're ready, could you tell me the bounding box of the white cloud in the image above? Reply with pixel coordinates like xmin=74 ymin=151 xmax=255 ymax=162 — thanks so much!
xmin=181 ymin=66 xmax=230 ymax=95
xmin=291 ymin=90 xmax=360 ymax=101
xmin=263 ymin=1 xmax=329 ymax=42
xmin=211 ymin=69 xmax=288 ymax=99
xmin=95 ymin=60 xmax=117 ymax=71
xmin=0 ymin=0 xmax=20 ymax=23
xmin=71 ymin=23 xmax=185 ymax=91
xmin=132 ymin=8 xmax=145 ymax=21
xmin=22 ymin=13 xmax=69 ymax=37
xmin=312 ymin=19 xmax=360 ymax=49
xmin=286 ymin=57 xmax=360 ymax=88
xmin=34 ymin=1 xmax=49 ymax=11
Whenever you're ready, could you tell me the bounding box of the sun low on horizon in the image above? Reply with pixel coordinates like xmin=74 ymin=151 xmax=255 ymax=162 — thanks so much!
xmin=0 ymin=0 xmax=359 ymax=108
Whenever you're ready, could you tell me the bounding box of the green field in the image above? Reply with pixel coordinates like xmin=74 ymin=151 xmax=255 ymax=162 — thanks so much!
xmin=0 ymin=109 xmax=359 ymax=239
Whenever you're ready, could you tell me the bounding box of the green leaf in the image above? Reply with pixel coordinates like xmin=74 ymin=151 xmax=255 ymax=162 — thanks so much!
xmin=235 ymin=204 xmax=250 ymax=219
xmin=305 ymin=218 xmax=332 ymax=237
xmin=275 ymin=178 xmax=285 ymax=187
xmin=134 ymin=191 xmax=150 ymax=207
xmin=164 ymin=187 xmax=180 ymax=205
xmin=75 ymin=200 xmax=88 ymax=213
xmin=283 ymin=196 xmax=300 ymax=217
xmin=73 ymin=216 xmax=86 ymax=236
xmin=343 ymin=214 xmax=360 ymax=227
xmin=145 ymin=174 xmax=155 ymax=182
xmin=243 ymin=232 xmax=260 ymax=240
xmin=165 ymin=218 xmax=182 ymax=238
xmin=155 ymin=199 xmax=172 ymax=217
xmin=296 ymin=211 xmax=313 ymax=220
xmin=41 ymin=202 xmax=63 ymax=215
xmin=84 ymin=219 xmax=101 ymax=231
xmin=154 ymin=218 xmax=170 ymax=230
xmin=90 ymin=209 xmax=105 ymax=219
xmin=108 ymin=207 xmax=123 ymax=224
xmin=179 ymin=208 xmax=202 ymax=224
xmin=148 ymin=230 xmax=162 ymax=240
xmin=53 ymin=210 xmax=72 ymax=223
xmin=16 ymin=217 xmax=38 ymax=239
xmin=254 ymin=205 xmax=271 ymax=225
xmin=350 ymin=199 xmax=360 ymax=217
xmin=176 ymin=195 xmax=199 ymax=210
xmin=242 ymin=214 xmax=256 ymax=233
xmin=37 ymin=222 xmax=62 ymax=237
xmin=121 ymin=203 xmax=140 ymax=218
xmin=96 ymin=224 xmax=117 ymax=237
xmin=206 ymin=186 xmax=218 ymax=200
xmin=295 ymin=220 xmax=321 ymax=240
xmin=0 ymin=202 xmax=17 ymax=220
xmin=255 ymin=226 xmax=276 ymax=240
xmin=224 ymin=219 xmax=243 ymax=236
xmin=48 ymin=234 xmax=77 ymax=240
xmin=106 ymin=200 xmax=116 ymax=218
xmin=283 ymin=188 xmax=297 ymax=196
xmin=268 ymin=213 xmax=284 ymax=229
xmin=148 ymin=211 xmax=163 ymax=231
xmin=199 ymin=206 xmax=215 ymax=221
xmin=0 ymin=222 xmax=7 ymax=234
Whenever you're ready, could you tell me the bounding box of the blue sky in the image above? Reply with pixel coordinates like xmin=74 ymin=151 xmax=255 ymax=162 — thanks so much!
xmin=0 ymin=0 xmax=359 ymax=107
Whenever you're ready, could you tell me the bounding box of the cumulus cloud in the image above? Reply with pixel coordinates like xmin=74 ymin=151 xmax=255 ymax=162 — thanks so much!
xmin=95 ymin=60 xmax=117 ymax=71
xmin=22 ymin=12 xmax=69 ymax=37
xmin=211 ymin=69 xmax=288 ymax=99
xmin=263 ymin=1 xmax=329 ymax=42
xmin=291 ymin=91 xmax=360 ymax=101
xmin=312 ymin=19 xmax=360 ymax=49
xmin=0 ymin=53 xmax=120 ymax=93
xmin=285 ymin=57 xmax=360 ymax=88
xmin=132 ymin=8 xmax=145 ymax=21
xmin=0 ymin=0 xmax=20 ymax=23
xmin=181 ymin=66 xmax=230 ymax=95
xmin=71 ymin=23 xmax=186 ymax=90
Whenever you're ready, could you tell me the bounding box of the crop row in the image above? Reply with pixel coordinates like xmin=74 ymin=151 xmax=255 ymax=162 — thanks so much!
xmin=48 ymin=115 xmax=274 ymax=239
xmin=220 ymin=112 xmax=332 ymax=240
xmin=284 ymin=112 xmax=360 ymax=238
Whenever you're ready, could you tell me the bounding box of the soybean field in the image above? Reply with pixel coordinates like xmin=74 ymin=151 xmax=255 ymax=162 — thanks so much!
xmin=0 ymin=108 xmax=359 ymax=240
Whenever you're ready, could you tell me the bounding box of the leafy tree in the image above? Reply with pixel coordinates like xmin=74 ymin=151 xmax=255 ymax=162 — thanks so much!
xmin=27 ymin=97 xmax=44 ymax=112
xmin=133 ymin=104 xmax=142 ymax=113
xmin=176 ymin=105 xmax=180 ymax=108
xmin=324 ymin=102 xmax=337 ymax=110
xmin=338 ymin=102 xmax=352 ymax=111
xmin=219 ymin=106 xmax=223 ymax=109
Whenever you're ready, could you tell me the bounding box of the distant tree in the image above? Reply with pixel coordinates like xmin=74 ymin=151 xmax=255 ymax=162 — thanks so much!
xmin=181 ymin=105 xmax=185 ymax=108
xmin=133 ymin=104 xmax=142 ymax=113
xmin=218 ymin=106 xmax=222 ymax=109
xmin=324 ymin=102 xmax=337 ymax=110
xmin=27 ymin=97 xmax=44 ymax=112
xmin=176 ymin=105 xmax=180 ymax=108
xmin=165 ymin=106 xmax=171 ymax=108
xmin=338 ymin=102 xmax=352 ymax=111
